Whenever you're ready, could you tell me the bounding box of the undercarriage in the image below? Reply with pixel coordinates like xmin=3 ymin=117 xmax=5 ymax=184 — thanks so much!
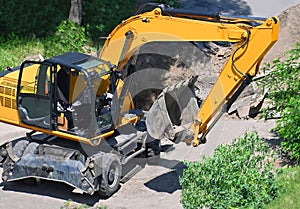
xmin=0 ymin=128 xmax=160 ymax=196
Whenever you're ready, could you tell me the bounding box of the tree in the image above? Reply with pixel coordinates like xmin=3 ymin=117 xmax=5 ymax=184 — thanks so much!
xmin=69 ymin=0 xmax=82 ymax=26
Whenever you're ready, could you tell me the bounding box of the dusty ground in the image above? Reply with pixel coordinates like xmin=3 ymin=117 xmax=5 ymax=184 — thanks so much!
xmin=1 ymin=2 xmax=300 ymax=209
xmin=0 ymin=118 xmax=277 ymax=209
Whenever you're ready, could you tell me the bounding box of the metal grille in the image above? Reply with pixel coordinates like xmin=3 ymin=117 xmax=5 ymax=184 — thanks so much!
xmin=0 ymin=79 xmax=18 ymax=109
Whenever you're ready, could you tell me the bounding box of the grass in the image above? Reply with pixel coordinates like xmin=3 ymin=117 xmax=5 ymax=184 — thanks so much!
xmin=264 ymin=166 xmax=300 ymax=209
xmin=0 ymin=37 xmax=45 ymax=70
xmin=0 ymin=36 xmax=97 ymax=71
xmin=60 ymin=200 xmax=108 ymax=209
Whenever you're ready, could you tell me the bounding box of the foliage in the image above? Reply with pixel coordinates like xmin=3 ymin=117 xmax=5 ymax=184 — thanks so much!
xmin=0 ymin=35 xmax=44 ymax=70
xmin=260 ymin=43 xmax=300 ymax=161
xmin=0 ymin=0 xmax=136 ymax=44
xmin=154 ymin=0 xmax=182 ymax=8
xmin=0 ymin=20 xmax=90 ymax=70
xmin=0 ymin=0 xmax=137 ymax=69
xmin=0 ymin=0 xmax=69 ymax=38
xmin=60 ymin=200 xmax=108 ymax=209
xmin=43 ymin=20 xmax=89 ymax=57
xmin=180 ymin=132 xmax=278 ymax=209
xmin=264 ymin=166 xmax=300 ymax=209
xmin=82 ymin=0 xmax=136 ymax=42
xmin=60 ymin=200 xmax=89 ymax=209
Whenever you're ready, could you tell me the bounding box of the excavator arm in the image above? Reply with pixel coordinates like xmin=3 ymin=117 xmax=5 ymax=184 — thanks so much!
xmin=99 ymin=5 xmax=279 ymax=146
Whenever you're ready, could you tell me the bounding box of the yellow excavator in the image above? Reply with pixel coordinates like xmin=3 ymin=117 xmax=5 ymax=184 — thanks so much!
xmin=0 ymin=4 xmax=279 ymax=196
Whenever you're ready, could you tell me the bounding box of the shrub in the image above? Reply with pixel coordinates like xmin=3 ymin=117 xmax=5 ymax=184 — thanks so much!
xmin=180 ymin=132 xmax=278 ymax=209
xmin=60 ymin=200 xmax=108 ymax=209
xmin=0 ymin=0 xmax=69 ymax=38
xmin=260 ymin=43 xmax=300 ymax=161
xmin=82 ymin=0 xmax=136 ymax=42
xmin=0 ymin=0 xmax=136 ymax=44
xmin=0 ymin=1 xmax=136 ymax=69
xmin=43 ymin=20 xmax=89 ymax=57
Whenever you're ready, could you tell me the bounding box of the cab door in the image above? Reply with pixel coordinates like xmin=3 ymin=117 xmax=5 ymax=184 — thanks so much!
xmin=17 ymin=61 xmax=56 ymax=129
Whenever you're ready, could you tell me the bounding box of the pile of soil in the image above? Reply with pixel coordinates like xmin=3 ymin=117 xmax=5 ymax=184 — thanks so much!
xmin=264 ymin=4 xmax=300 ymax=62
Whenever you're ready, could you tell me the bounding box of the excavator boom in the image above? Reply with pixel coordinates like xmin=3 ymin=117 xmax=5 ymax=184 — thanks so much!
xmin=99 ymin=5 xmax=279 ymax=146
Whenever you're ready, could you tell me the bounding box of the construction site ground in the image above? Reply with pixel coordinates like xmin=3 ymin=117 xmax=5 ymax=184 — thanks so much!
xmin=1 ymin=1 xmax=300 ymax=209
xmin=0 ymin=117 xmax=276 ymax=209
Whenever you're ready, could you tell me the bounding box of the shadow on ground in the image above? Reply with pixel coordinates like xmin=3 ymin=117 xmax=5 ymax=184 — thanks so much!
xmin=265 ymin=133 xmax=298 ymax=167
xmin=144 ymin=160 xmax=186 ymax=194
xmin=0 ymin=179 xmax=103 ymax=206
xmin=0 ymin=136 xmax=104 ymax=206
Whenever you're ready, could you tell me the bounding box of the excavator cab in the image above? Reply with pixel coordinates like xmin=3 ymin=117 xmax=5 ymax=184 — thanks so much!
xmin=0 ymin=52 xmax=153 ymax=196
xmin=16 ymin=52 xmax=121 ymax=138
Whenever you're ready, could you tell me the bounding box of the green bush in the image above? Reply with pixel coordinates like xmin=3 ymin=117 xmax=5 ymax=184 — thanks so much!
xmin=43 ymin=20 xmax=89 ymax=57
xmin=82 ymin=0 xmax=136 ymax=42
xmin=0 ymin=0 xmax=136 ymax=43
xmin=180 ymin=132 xmax=278 ymax=209
xmin=60 ymin=200 xmax=108 ymax=209
xmin=260 ymin=43 xmax=300 ymax=161
xmin=0 ymin=1 xmax=137 ymax=69
xmin=0 ymin=0 xmax=69 ymax=38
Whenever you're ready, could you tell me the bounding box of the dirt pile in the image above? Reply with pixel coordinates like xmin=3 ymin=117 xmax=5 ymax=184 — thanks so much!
xmin=264 ymin=4 xmax=300 ymax=62
xmin=131 ymin=40 xmax=237 ymax=112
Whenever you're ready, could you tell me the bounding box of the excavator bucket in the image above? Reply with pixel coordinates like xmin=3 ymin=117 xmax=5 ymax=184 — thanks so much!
xmin=146 ymin=76 xmax=199 ymax=142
